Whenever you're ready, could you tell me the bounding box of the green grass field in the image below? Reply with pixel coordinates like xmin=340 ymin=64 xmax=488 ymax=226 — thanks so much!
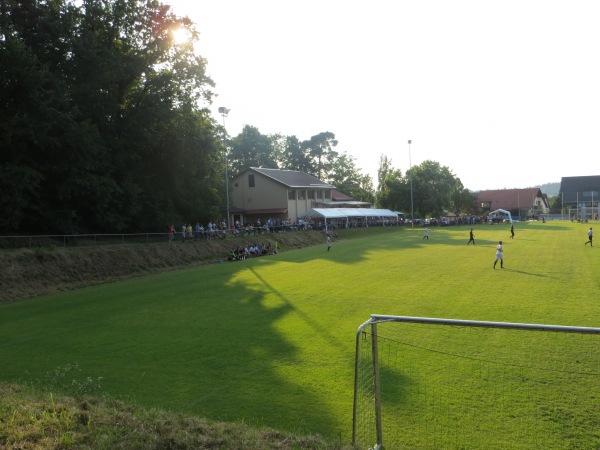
xmin=1 ymin=221 xmax=599 ymax=445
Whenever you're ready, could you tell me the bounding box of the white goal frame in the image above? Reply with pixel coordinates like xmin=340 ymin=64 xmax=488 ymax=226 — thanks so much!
xmin=352 ymin=314 xmax=600 ymax=449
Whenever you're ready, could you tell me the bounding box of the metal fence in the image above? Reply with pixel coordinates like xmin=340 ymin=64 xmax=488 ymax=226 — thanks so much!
xmin=0 ymin=225 xmax=311 ymax=250
xmin=0 ymin=233 xmax=171 ymax=249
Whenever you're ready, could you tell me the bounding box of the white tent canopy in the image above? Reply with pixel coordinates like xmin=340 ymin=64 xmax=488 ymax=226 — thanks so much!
xmin=490 ymin=209 xmax=513 ymax=223
xmin=300 ymin=208 xmax=401 ymax=230
xmin=301 ymin=208 xmax=350 ymax=219
xmin=301 ymin=208 xmax=400 ymax=220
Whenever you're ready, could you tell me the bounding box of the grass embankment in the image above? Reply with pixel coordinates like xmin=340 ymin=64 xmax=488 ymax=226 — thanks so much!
xmin=0 ymin=230 xmax=326 ymax=302
xmin=0 ymin=381 xmax=342 ymax=449
xmin=1 ymin=222 xmax=599 ymax=448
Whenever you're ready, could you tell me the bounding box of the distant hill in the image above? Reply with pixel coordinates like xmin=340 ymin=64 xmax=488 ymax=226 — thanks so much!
xmin=473 ymin=181 xmax=560 ymax=197
xmin=473 ymin=182 xmax=560 ymax=195
xmin=530 ymin=182 xmax=560 ymax=196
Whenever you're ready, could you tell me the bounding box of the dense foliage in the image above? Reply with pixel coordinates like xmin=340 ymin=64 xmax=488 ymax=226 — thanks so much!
xmin=0 ymin=0 xmax=376 ymax=234
xmin=0 ymin=0 xmax=226 ymax=233
xmin=376 ymin=156 xmax=476 ymax=218
xmin=1 ymin=0 xmax=476 ymax=234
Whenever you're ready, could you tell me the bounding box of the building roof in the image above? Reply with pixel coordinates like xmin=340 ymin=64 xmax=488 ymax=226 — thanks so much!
xmin=314 ymin=200 xmax=372 ymax=208
xmin=559 ymin=176 xmax=600 ymax=203
xmin=331 ymin=189 xmax=353 ymax=201
xmin=477 ymin=188 xmax=544 ymax=210
xmin=301 ymin=208 xmax=399 ymax=219
xmin=242 ymin=208 xmax=288 ymax=216
xmin=245 ymin=167 xmax=334 ymax=189
xmin=320 ymin=189 xmax=372 ymax=208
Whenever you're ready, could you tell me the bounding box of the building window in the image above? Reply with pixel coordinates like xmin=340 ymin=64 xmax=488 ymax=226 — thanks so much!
xmin=248 ymin=175 xmax=255 ymax=188
xmin=325 ymin=190 xmax=331 ymax=200
xmin=308 ymin=190 xmax=316 ymax=200
xmin=298 ymin=190 xmax=306 ymax=200
xmin=288 ymin=190 xmax=296 ymax=200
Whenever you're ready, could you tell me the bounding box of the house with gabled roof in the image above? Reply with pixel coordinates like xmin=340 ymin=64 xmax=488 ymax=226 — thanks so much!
xmin=559 ymin=175 xmax=600 ymax=219
xmin=477 ymin=188 xmax=549 ymax=217
xmin=231 ymin=167 xmax=336 ymax=223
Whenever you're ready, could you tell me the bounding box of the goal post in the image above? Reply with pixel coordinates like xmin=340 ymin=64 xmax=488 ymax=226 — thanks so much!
xmin=353 ymin=315 xmax=600 ymax=449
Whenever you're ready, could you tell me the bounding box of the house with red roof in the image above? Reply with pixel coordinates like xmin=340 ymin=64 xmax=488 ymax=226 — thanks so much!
xmin=477 ymin=188 xmax=549 ymax=218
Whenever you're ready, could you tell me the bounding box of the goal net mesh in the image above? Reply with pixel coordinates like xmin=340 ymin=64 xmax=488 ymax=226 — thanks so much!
xmin=353 ymin=317 xmax=600 ymax=449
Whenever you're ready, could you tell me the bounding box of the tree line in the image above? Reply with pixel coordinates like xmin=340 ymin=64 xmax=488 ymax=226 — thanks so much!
xmin=376 ymin=155 xmax=477 ymax=219
xmin=0 ymin=0 xmax=476 ymax=234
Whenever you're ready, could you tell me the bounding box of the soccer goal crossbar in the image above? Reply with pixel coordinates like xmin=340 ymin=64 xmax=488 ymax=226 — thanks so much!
xmin=353 ymin=315 xmax=600 ymax=449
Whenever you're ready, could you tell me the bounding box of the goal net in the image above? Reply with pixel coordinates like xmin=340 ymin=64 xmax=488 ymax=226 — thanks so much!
xmin=353 ymin=315 xmax=600 ymax=449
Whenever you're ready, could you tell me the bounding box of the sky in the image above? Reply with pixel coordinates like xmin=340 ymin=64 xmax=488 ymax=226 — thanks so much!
xmin=166 ymin=0 xmax=600 ymax=191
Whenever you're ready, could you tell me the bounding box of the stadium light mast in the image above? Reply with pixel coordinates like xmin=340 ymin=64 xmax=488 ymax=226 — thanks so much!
xmin=218 ymin=107 xmax=231 ymax=231
xmin=408 ymin=139 xmax=414 ymax=227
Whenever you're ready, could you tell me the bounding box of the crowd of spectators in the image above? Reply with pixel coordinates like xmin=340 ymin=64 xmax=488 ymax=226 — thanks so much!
xmin=168 ymin=214 xmax=520 ymax=243
xmin=167 ymin=218 xmax=318 ymax=242
xmin=167 ymin=216 xmax=414 ymax=243
xmin=227 ymin=243 xmax=276 ymax=261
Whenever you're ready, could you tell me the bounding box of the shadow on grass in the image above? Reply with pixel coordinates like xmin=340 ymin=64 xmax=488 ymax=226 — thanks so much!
xmin=504 ymin=269 xmax=555 ymax=278
xmin=247 ymin=267 xmax=346 ymax=353
xmin=379 ymin=367 xmax=412 ymax=407
xmin=0 ymin=264 xmax=345 ymax=440
xmin=146 ymin=272 xmax=342 ymax=437
xmin=0 ymin=222 xmax=581 ymax=442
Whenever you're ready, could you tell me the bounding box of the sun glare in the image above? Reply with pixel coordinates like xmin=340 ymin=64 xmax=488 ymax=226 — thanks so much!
xmin=171 ymin=27 xmax=191 ymax=45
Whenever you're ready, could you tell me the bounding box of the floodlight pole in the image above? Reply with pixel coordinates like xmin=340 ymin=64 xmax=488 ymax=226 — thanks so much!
xmin=219 ymin=107 xmax=231 ymax=231
xmin=408 ymin=140 xmax=414 ymax=227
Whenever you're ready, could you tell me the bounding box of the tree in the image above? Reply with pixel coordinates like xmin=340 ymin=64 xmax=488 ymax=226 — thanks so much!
xmin=356 ymin=174 xmax=375 ymax=204
xmin=377 ymin=169 xmax=408 ymax=212
xmin=274 ymin=134 xmax=312 ymax=173
xmin=449 ymin=179 xmax=477 ymax=216
xmin=302 ymin=131 xmax=338 ymax=180
xmin=375 ymin=155 xmax=410 ymax=212
xmin=328 ymin=152 xmax=358 ymax=196
xmin=411 ymin=160 xmax=456 ymax=218
xmin=376 ymin=154 xmax=393 ymax=195
xmin=228 ymin=125 xmax=277 ymax=175
xmin=548 ymin=195 xmax=562 ymax=212
xmin=0 ymin=0 xmax=221 ymax=232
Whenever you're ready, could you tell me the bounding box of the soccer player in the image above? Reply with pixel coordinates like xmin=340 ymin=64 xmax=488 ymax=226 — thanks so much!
xmin=327 ymin=235 xmax=332 ymax=252
xmin=423 ymin=227 xmax=429 ymax=240
xmin=510 ymin=224 xmax=515 ymax=239
xmin=585 ymin=227 xmax=593 ymax=247
xmin=493 ymin=241 xmax=504 ymax=269
xmin=467 ymin=228 xmax=475 ymax=245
